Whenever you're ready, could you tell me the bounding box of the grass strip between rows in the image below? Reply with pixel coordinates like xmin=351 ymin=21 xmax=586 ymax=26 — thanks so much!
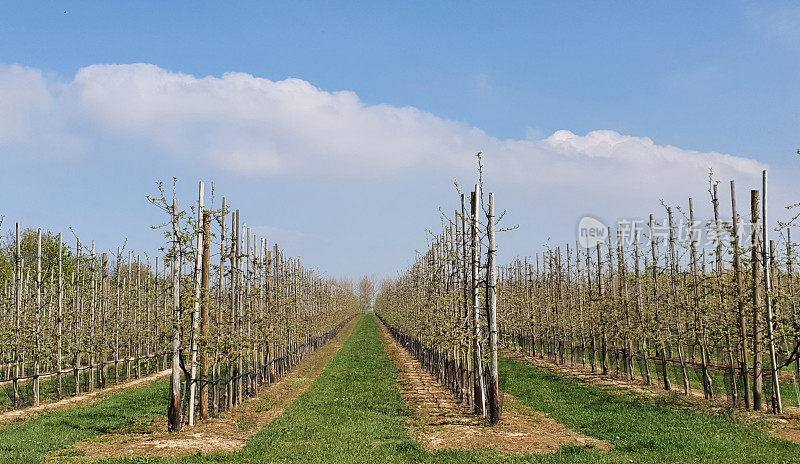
xmin=0 ymin=378 xmax=169 ymax=463
xmin=500 ymin=355 xmax=800 ymax=464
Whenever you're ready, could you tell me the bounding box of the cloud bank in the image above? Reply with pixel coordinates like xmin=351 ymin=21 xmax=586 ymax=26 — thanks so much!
xmin=0 ymin=63 xmax=764 ymax=192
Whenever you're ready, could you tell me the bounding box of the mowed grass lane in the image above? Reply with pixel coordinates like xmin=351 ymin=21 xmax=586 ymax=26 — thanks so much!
xmin=0 ymin=378 xmax=169 ymax=463
xmin=501 ymin=355 xmax=800 ymax=464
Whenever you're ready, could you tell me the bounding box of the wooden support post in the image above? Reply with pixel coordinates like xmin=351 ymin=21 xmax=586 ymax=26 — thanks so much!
xmin=114 ymin=248 xmax=121 ymax=384
xmin=460 ymin=194 xmax=473 ymax=409
xmin=236 ymin=210 xmax=243 ymax=405
xmin=57 ymin=233 xmax=63 ymax=397
xmin=89 ymin=241 xmax=96 ymax=393
xmin=100 ymin=252 xmax=109 ymax=389
xmin=596 ymin=241 xmax=608 ymax=375
xmin=199 ymin=210 xmax=212 ymax=421
xmin=470 ymin=186 xmax=486 ymax=417
xmin=762 ymin=171 xmax=782 ymax=413
xmin=33 ymin=229 xmax=42 ymax=406
xmin=13 ymin=223 xmax=20 ymax=407
xmin=218 ymin=197 xmax=226 ymax=413
xmin=74 ymin=238 xmax=82 ymax=396
xmin=188 ymin=181 xmax=204 ymax=426
xmin=751 ymin=189 xmax=764 ymax=411
xmin=486 ymin=192 xmax=501 ymax=425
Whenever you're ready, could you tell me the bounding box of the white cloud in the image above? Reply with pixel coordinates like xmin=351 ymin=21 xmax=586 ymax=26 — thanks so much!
xmin=0 ymin=63 xmax=764 ymax=194
xmin=0 ymin=65 xmax=53 ymax=142
xmin=0 ymin=64 xmax=89 ymax=157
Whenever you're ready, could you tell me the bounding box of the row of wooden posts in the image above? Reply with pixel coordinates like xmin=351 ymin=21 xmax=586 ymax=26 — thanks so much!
xmin=376 ymin=183 xmax=502 ymax=425
xmin=1 ymin=225 xmax=171 ymax=407
xmin=162 ymin=182 xmax=358 ymax=430
xmin=499 ymin=171 xmax=793 ymax=413
xmin=0 ymin=182 xmax=359 ymax=430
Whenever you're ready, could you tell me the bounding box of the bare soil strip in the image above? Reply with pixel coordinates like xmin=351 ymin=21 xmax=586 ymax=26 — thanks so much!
xmin=378 ymin=321 xmax=609 ymax=454
xmin=502 ymin=348 xmax=800 ymax=445
xmin=0 ymin=369 xmax=171 ymax=425
xmin=59 ymin=317 xmax=360 ymax=460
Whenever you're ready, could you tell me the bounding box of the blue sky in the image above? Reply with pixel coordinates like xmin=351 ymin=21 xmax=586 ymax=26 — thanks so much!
xmin=0 ymin=2 xmax=798 ymax=278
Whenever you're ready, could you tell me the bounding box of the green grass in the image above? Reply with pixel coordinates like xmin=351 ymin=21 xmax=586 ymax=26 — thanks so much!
xmin=501 ymin=355 xmax=800 ymax=463
xmin=0 ymin=377 xmax=169 ymax=463
xmin=148 ymin=315 xmax=500 ymax=464
xmin=527 ymin=345 xmax=800 ymax=408
xmin=230 ymin=314 xmax=431 ymax=463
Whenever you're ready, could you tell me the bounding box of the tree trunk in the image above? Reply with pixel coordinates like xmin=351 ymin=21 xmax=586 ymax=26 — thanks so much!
xmin=751 ymin=189 xmax=763 ymax=411
xmin=762 ymin=171 xmax=782 ymax=413
xmin=470 ymin=187 xmax=486 ymax=417
xmin=650 ymin=215 xmax=671 ymax=391
xmin=486 ymin=192 xmax=501 ymax=425
xmin=188 ymin=182 xmax=204 ymax=426
xmin=57 ymin=234 xmax=63 ymax=397
xmin=100 ymin=253 xmax=109 ymax=389
xmin=731 ymin=181 xmax=751 ymax=409
xmin=199 ymin=210 xmax=211 ymax=421
xmin=169 ymin=197 xmax=183 ymax=432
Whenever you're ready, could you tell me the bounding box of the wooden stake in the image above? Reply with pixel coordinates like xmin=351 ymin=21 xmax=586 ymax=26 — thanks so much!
xmin=486 ymin=192 xmax=501 ymax=425
xmin=33 ymin=229 xmax=41 ymax=406
xmin=57 ymin=233 xmax=63 ymax=397
xmin=13 ymin=223 xmax=20 ymax=407
xmin=762 ymin=171 xmax=782 ymax=413
xmin=188 ymin=181 xmax=204 ymax=426
xmin=470 ymin=186 xmax=486 ymax=417
xmin=100 ymin=252 xmax=108 ymax=389
xmin=751 ymin=189 xmax=764 ymax=411
xmin=199 ymin=210 xmax=212 ymax=421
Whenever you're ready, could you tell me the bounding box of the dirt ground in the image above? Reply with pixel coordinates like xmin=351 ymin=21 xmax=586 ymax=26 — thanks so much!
xmin=502 ymin=348 xmax=800 ymax=445
xmin=52 ymin=317 xmax=359 ymax=461
xmin=378 ymin=322 xmax=609 ymax=454
xmin=0 ymin=369 xmax=171 ymax=425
